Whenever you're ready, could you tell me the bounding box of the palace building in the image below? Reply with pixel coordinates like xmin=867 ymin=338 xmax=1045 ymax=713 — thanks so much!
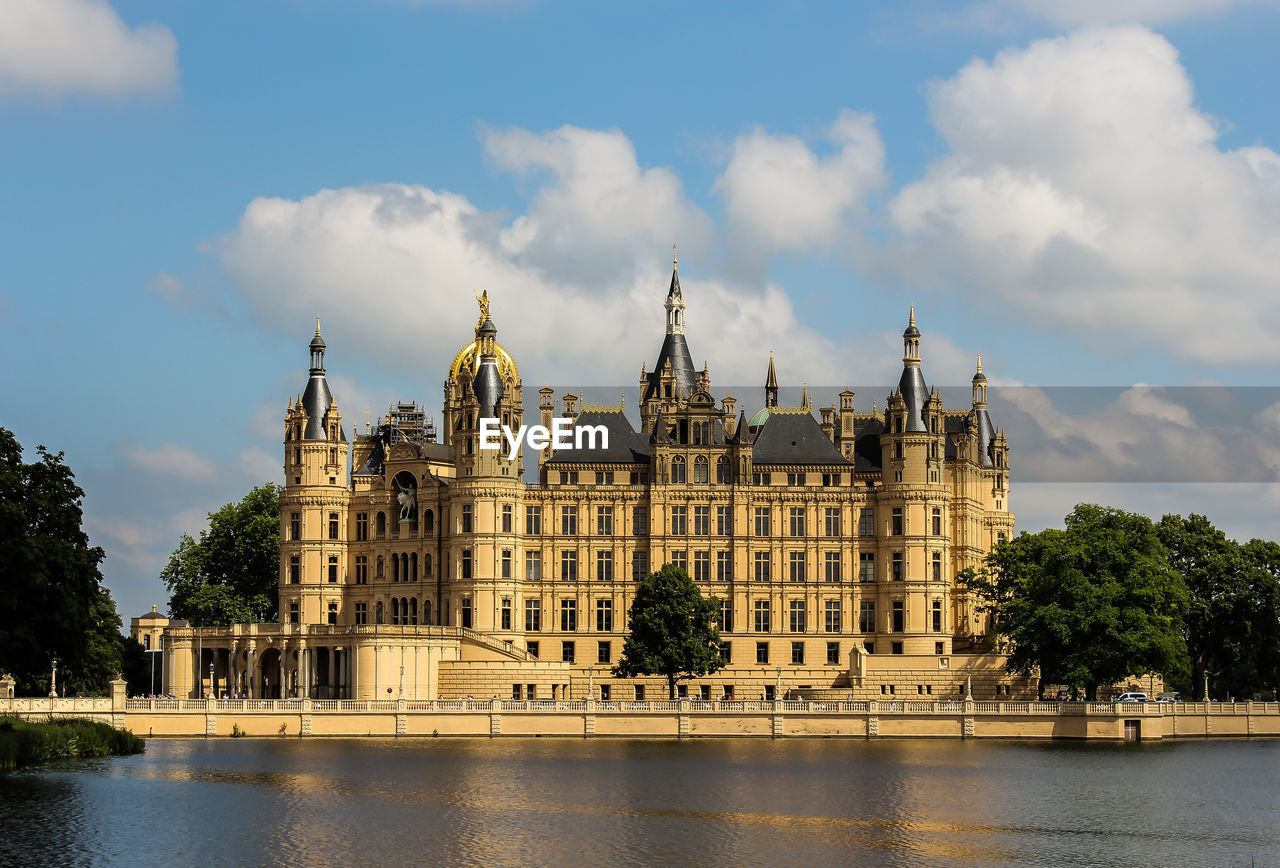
xmin=144 ymin=257 xmax=1025 ymax=702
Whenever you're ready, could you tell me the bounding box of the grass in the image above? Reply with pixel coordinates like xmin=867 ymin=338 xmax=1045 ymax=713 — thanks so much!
xmin=0 ymin=717 xmax=145 ymax=771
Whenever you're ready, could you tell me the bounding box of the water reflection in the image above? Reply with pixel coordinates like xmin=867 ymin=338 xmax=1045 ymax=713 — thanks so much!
xmin=1 ymin=739 xmax=1278 ymax=866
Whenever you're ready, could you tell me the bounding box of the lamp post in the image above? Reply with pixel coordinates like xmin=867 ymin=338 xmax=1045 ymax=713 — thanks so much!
xmin=588 ymin=666 xmax=595 ymax=701
xmin=775 ymin=665 xmax=782 ymax=702
xmin=208 ymin=662 xmax=214 ymax=700
xmin=49 ymin=657 xmax=58 ymax=698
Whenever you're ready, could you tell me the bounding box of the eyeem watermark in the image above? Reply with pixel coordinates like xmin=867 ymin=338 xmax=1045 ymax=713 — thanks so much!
xmin=478 ymin=418 xmax=608 ymax=460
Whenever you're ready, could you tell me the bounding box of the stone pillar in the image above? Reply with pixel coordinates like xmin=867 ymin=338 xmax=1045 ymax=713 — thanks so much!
xmin=0 ymin=673 xmax=15 ymax=702
xmin=247 ymin=644 xmax=258 ymax=699
xmin=329 ymin=647 xmax=338 ymax=697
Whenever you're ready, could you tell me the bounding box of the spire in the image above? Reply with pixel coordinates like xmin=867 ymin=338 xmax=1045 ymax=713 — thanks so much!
xmin=972 ymin=354 xmax=988 ymax=408
xmin=765 ymin=351 xmax=779 ymax=408
xmin=474 ymin=293 xmax=503 ymax=419
xmin=309 ymin=317 xmax=326 ymax=372
xmin=665 ymin=245 xmax=685 ymax=334
xmin=801 ymin=380 xmax=811 ymax=412
xmin=301 ymin=320 xmax=336 ymax=440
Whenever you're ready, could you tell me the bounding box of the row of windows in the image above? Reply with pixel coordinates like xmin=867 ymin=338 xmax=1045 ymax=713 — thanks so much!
xmin=523 ymin=639 xmax=948 ymax=669
xmin=521 ymin=506 xmax=947 ymax=538
xmin=516 ymin=549 xmax=946 ymax=583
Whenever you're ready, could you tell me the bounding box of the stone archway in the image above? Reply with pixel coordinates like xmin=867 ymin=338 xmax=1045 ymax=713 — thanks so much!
xmin=258 ymin=647 xmax=282 ymax=699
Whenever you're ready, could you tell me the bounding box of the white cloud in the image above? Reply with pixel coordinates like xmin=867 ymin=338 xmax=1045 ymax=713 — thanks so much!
xmin=992 ymin=0 xmax=1263 ymax=26
xmin=118 ymin=442 xmax=217 ymax=482
xmin=237 ymin=446 xmax=282 ymax=485
xmin=218 ymin=124 xmax=833 ymax=395
xmin=0 ymin=0 xmax=178 ymax=99
xmin=876 ymin=26 xmax=1280 ymax=366
xmin=715 ymin=110 xmax=886 ymax=259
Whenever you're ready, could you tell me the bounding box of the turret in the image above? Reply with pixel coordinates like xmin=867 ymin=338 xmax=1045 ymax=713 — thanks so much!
xmin=970 ymin=355 xmax=994 ymax=467
xmin=896 ymin=306 xmax=928 ymax=433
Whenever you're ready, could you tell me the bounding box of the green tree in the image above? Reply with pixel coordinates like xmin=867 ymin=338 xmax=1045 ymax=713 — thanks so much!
xmin=613 ymin=564 xmax=724 ymax=699
xmin=0 ymin=428 xmax=122 ymax=694
xmin=984 ymin=504 xmax=1188 ymax=699
xmin=161 ymin=483 xmax=281 ymax=626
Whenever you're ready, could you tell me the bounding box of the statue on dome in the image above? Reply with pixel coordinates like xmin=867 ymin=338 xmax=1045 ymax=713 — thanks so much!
xmin=475 ymin=289 xmax=490 ymax=327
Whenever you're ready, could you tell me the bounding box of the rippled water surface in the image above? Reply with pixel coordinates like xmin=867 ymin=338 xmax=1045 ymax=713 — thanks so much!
xmin=2 ymin=738 xmax=1278 ymax=866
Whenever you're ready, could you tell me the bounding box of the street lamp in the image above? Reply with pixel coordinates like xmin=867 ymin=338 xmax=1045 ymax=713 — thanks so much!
xmin=208 ymin=662 xmax=214 ymax=699
xmin=775 ymin=665 xmax=782 ymax=702
xmin=49 ymin=657 xmax=58 ymax=698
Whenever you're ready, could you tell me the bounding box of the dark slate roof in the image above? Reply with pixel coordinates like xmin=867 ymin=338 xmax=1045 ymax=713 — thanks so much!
xmin=852 ymin=417 xmax=885 ymax=473
xmin=138 ymin=609 xmax=166 ymax=620
xmin=547 ymin=410 xmax=649 ymax=464
xmin=301 ymin=371 xmax=335 ymax=440
xmin=897 ymin=365 xmax=928 ymax=433
xmin=944 ymin=414 xmax=966 ymax=461
xmin=751 ymin=412 xmax=850 ymax=466
xmin=642 ymin=333 xmax=698 ymax=403
xmin=972 ymin=407 xmax=995 ymax=467
xmin=474 ymin=357 xmax=502 ymax=418
xmin=355 ymin=437 xmax=386 ymax=475
xmin=668 ymin=266 xmax=682 ymax=299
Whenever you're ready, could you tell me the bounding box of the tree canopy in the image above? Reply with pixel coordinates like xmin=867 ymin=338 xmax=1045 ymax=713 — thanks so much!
xmin=613 ymin=564 xmax=724 ymax=699
xmin=161 ymin=483 xmax=281 ymax=626
xmin=973 ymin=504 xmax=1188 ymax=699
xmin=0 ymin=428 xmax=122 ymax=694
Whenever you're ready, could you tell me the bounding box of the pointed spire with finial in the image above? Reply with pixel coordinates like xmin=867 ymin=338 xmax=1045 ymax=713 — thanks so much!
xmin=801 ymin=380 xmax=811 ymax=412
xmin=664 ymin=243 xmax=685 ymax=334
xmin=765 ymin=351 xmax=779 ymax=408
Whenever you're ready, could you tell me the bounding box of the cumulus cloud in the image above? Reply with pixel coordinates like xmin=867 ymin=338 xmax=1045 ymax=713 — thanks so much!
xmin=875 ymin=26 xmax=1280 ymax=366
xmin=715 ymin=110 xmax=886 ymax=261
xmin=0 ymin=0 xmax=178 ymax=99
xmin=118 ymin=442 xmax=217 ymax=482
xmin=218 ymin=124 xmax=834 ymax=394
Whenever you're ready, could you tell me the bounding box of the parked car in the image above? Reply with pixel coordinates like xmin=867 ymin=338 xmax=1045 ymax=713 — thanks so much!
xmin=1113 ymin=692 xmax=1148 ymax=702
xmin=1156 ymin=693 xmax=1181 ymax=702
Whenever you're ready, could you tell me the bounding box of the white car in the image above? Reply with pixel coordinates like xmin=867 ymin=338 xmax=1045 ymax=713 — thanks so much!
xmin=1113 ymin=692 xmax=1148 ymax=702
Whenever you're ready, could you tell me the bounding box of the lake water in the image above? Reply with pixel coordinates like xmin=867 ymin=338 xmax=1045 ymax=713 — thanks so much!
xmin=2 ymin=738 xmax=1278 ymax=866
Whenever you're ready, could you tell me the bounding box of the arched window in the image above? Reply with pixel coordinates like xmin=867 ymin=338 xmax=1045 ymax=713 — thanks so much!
xmin=376 ymin=512 xmax=386 ymax=538
xmin=671 ymin=455 xmax=686 ymax=484
xmin=409 ymin=598 xmax=418 ymax=625
xmin=390 ymin=598 xmax=399 ymax=625
xmin=392 ymin=554 xmax=400 ymax=583
xmin=424 ymin=553 xmax=433 ymax=578
xmin=411 ymin=552 xmax=418 ymax=581
xmin=375 ymin=601 xmax=384 ymax=624
xmin=693 ymin=455 xmax=708 ymax=484
xmin=423 ymin=599 xmax=433 ymax=626
xmin=716 ymin=455 xmax=731 ymax=484
xmin=376 ymin=555 xmax=384 ymax=578
xmin=423 ymin=508 xmax=434 ymax=535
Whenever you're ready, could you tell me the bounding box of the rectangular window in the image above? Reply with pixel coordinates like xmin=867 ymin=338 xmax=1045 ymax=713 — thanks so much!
xmin=560 ymin=599 xmax=577 ymax=632
xmin=290 ymin=512 xmax=301 ymax=540
xmin=693 ymin=505 xmax=710 ymax=536
xmin=524 ymin=599 xmax=541 ymax=632
xmin=596 ymin=599 xmax=613 ymax=632
xmin=718 ymin=599 xmax=732 ymax=632
xmin=634 ymin=506 xmax=648 ymax=536
xmin=356 ymin=512 xmax=368 ymax=541
xmin=788 ymin=551 xmax=805 ymax=582
xmin=892 ymin=641 xmax=904 ymax=655
xmin=596 ymin=550 xmax=613 ymax=581
xmin=289 ymin=602 xmax=299 ymax=624
xmin=501 ymin=549 xmax=512 ymax=579
xmin=826 ymin=641 xmax=840 ymax=665
xmin=527 ymin=641 xmax=539 ymax=659
xmin=561 ymin=506 xmax=577 ymax=535
xmin=753 ymin=552 xmax=770 ymax=582
xmin=355 ymin=555 xmax=368 ymax=585
xmin=719 ymin=642 xmax=731 ymax=664
xmin=462 ymin=504 xmax=473 ymax=534
xmin=461 ymin=549 xmax=472 ymax=580
xmin=931 ymin=508 xmax=942 ymax=536
xmin=859 ymin=508 xmax=874 ymax=538
xmin=327 ymin=602 xmax=338 ymax=626
xmin=670 ymin=550 xmax=688 ymax=572
xmin=289 ymin=555 xmax=300 ymax=584
xmin=597 ymin=641 xmax=611 ymax=664
xmin=791 ymin=641 xmax=804 ymax=665
xmin=597 ymin=506 xmax=613 ymax=535
xmin=753 ymin=600 xmax=771 ymax=633
xmin=354 ymin=602 xmax=367 ymax=625
xmin=756 ymin=642 xmax=769 ymax=664
xmin=716 ymin=506 xmax=731 ymax=536
xmin=824 ymin=551 xmax=841 ymax=582
xmin=789 ymin=507 xmax=805 ymax=537
xmin=501 ymin=598 xmax=512 ymax=630
xmin=561 ymin=550 xmax=577 ymax=581
xmin=859 ymin=552 xmax=875 ymax=582
xmin=824 ymin=600 xmax=841 ymax=633
xmin=526 ymin=506 xmax=542 ymax=535
xmin=824 ymin=507 xmax=841 ymax=537
xmin=461 ymin=596 xmax=472 ymax=629
xmin=891 ymin=552 xmax=903 ymax=581
xmin=525 ymin=550 xmax=542 ymax=581
xmin=628 ymin=470 xmax=648 ymax=485
xmin=892 ymin=507 xmax=903 ymax=536
xmin=634 ymin=685 xmax=645 ymax=701
xmin=502 ymin=504 xmax=513 ymax=533
xmin=670 ymin=506 xmax=687 ymax=535
xmin=693 ymin=550 xmax=710 ymax=582
xmin=932 ymin=599 xmax=943 ymax=633
xmin=328 ymin=512 xmax=339 ymax=540
xmin=788 ymin=599 xmax=806 ymax=633
xmin=562 ymin=641 xmax=575 ymax=663
xmin=754 ymin=507 xmax=770 ymax=537
xmin=327 ymin=555 xmax=338 ymax=584
xmin=716 ymin=551 xmax=732 ymax=581
xmin=892 ymin=601 xmax=905 ymax=632
xmin=932 ymin=552 xmax=942 ymax=582
xmin=787 ymin=472 xmax=802 ymax=486
xmin=936 ymin=641 xmax=945 ymax=655
xmin=859 ymin=601 xmax=876 ymax=633
xmin=631 ymin=550 xmax=649 ymax=581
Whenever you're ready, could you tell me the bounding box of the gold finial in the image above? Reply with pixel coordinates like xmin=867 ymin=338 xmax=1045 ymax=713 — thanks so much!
xmin=475 ymin=289 xmax=491 ymax=328
xmin=909 ymin=304 xmax=915 ymax=327
xmin=801 ymin=380 xmax=811 ymax=411
xmin=976 ymin=353 xmax=983 ymax=374
xmin=673 ymin=242 xmax=678 ymax=268
xmin=315 ymin=316 xmax=321 ymax=336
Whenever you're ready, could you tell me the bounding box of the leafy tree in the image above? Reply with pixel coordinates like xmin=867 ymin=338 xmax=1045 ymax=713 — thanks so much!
xmin=983 ymin=504 xmax=1188 ymax=699
xmin=613 ymin=564 xmax=724 ymax=699
xmin=161 ymin=483 xmax=281 ymax=626
xmin=0 ymin=428 xmax=122 ymax=694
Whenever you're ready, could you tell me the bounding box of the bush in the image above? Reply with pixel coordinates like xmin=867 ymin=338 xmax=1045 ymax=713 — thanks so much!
xmin=0 ymin=717 xmax=144 ymax=771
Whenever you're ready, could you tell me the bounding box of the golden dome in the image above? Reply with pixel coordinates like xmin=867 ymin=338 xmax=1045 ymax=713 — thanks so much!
xmin=448 ymin=290 xmax=519 ymax=382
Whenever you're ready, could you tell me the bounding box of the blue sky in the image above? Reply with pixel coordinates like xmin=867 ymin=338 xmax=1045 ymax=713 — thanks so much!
xmin=3 ymin=0 xmax=1280 ymax=623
